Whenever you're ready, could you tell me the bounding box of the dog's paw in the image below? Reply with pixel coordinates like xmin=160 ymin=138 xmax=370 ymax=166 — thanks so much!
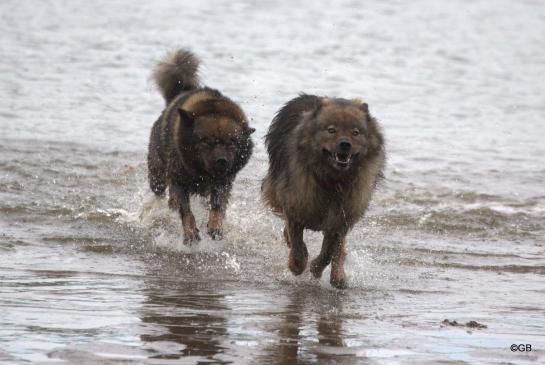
xmin=309 ymin=257 xmax=325 ymax=279
xmin=288 ymin=247 xmax=308 ymax=276
xmin=183 ymin=228 xmax=201 ymax=245
xmin=207 ymin=227 xmax=223 ymax=240
xmin=288 ymin=258 xmax=307 ymax=276
xmin=330 ymin=273 xmax=348 ymax=289
xmin=207 ymin=210 xmax=224 ymax=240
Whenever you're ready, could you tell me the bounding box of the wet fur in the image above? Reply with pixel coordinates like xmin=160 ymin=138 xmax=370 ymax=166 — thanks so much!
xmin=262 ymin=94 xmax=385 ymax=288
xmin=148 ymin=49 xmax=254 ymax=243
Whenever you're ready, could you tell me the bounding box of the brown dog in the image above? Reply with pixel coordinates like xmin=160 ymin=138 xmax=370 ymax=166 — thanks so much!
xmin=262 ymin=95 xmax=385 ymax=288
xmin=148 ymin=49 xmax=255 ymax=244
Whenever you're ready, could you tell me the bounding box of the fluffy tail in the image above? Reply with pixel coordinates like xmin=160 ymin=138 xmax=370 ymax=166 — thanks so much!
xmin=153 ymin=49 xmax=200 ymax=104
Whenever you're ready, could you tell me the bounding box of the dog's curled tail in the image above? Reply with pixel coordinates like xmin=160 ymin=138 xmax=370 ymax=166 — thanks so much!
xmin=153 ymin=49 xmax=200 ymax=104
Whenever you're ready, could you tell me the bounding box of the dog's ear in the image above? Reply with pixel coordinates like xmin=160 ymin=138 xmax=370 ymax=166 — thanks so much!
xmin=352 ymin=98 xmax=369 ymax=114
xmin=305 ymin=98 xmax=325 ymax=119
xmin=316 ymin=98 xmax=334 ymax=113
xmin=353 ymin=98 xmax=371 ymax=123
xmin=178 ymin=108 xmax=194 ymax=129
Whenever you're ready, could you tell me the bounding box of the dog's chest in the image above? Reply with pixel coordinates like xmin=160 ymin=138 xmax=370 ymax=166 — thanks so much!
xmin=169 ymin=163 xmax=213 ymax=196
xmin=301 ymin=185 xmax=365 ymax=231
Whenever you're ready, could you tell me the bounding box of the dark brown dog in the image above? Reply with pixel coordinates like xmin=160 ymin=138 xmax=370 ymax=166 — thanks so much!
xmin=262 ymin=95 xmax=385 ymax=288
xmin=148 ymin=49 xmax=255 ymax=244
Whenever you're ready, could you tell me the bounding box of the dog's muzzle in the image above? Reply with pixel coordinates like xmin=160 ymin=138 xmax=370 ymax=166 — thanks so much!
xmin=323 ymin=149 xmax=354 ymax=170
xmin=214 ymin=157 xmax=229 ymax=173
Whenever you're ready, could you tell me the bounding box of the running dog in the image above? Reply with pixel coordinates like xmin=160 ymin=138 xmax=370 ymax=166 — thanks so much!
xmin=262 ymin=95 xmax=385 ymax=288
xmin=148 ymin=49 xmax=255 ymax=244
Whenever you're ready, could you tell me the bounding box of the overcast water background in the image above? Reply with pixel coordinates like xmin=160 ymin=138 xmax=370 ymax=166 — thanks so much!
xmin=1 ymin=0 xmax=545 ymax=364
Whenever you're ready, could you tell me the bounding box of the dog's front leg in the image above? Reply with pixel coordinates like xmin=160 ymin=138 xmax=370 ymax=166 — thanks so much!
xmin=207 ymin=185 xmax=229 ymax=240
xmin=309 ymin=232 xmax=339 ymax=279
xmin=286 ymin=219 xmax=308 ymax=275
xmin=330 ymin=237 xmax=347 ymax=289
xmin=169 ymin=183 xmax=200 ymax=244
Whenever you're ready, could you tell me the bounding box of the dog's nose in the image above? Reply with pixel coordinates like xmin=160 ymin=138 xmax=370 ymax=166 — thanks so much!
xmin=338 ymin=139 xmax=352 ymax=151
xmin=215 ymin=157 xmax=228 ymax=169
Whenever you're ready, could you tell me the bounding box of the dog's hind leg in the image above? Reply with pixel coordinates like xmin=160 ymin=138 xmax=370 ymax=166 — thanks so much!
xmin=309 ymin=232 xmax=339 ymax=279
xmin=207 ymin=185 xmax=230 ymax=240
xmin=286 ymin=219 xmax=308 ymax=276
xmin=148 ymin=153 xmax=166 ymax=196
xmin=169 ymin=182 xmax=200 ymax=244
xmin=147 ymin=121 xmax=167 ymax=196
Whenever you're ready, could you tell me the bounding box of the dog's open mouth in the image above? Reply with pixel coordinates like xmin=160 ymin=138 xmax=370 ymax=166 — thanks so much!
xmin=334 ymin=152 xmax=351 ymax=165
xmin=323 ymin=149 xmax=353 ymax=169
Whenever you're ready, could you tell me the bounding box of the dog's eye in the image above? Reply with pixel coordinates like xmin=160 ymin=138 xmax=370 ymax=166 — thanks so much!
xmin=327 ymin=127 xmax=336 ymax=134
xmin=352 ymin=129 xmax=360 ymax=136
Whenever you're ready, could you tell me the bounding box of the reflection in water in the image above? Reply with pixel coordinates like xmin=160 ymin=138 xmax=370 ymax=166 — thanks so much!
xmin=260 ymin=289 xmax=347 ymax=365
xmin=138 ymin=277 xmax=351 ymax=364
xmin=140 ymin=282 xmax=228 ymax=363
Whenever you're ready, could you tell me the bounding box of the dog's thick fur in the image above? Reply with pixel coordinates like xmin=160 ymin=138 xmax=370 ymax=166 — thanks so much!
xmin=262 ymin=95 xmax=385 ymax=288
xmin=148 ymin=49 xmax=254 ymax=243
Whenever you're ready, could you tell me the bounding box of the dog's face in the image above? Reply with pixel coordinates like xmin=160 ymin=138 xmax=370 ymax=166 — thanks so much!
xmin=180 ymin=110 xmax=254 ymax=177
xmin=311 ymin=101 xmax=371 ymax=171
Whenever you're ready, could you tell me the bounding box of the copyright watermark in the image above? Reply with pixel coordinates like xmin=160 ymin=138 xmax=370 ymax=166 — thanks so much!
xmin=511 ymin=344 xmax=532 ymax=352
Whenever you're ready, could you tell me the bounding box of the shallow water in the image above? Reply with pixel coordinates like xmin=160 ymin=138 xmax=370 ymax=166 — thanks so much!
xmin=1 ymin=0 xmax=545 ymax=363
